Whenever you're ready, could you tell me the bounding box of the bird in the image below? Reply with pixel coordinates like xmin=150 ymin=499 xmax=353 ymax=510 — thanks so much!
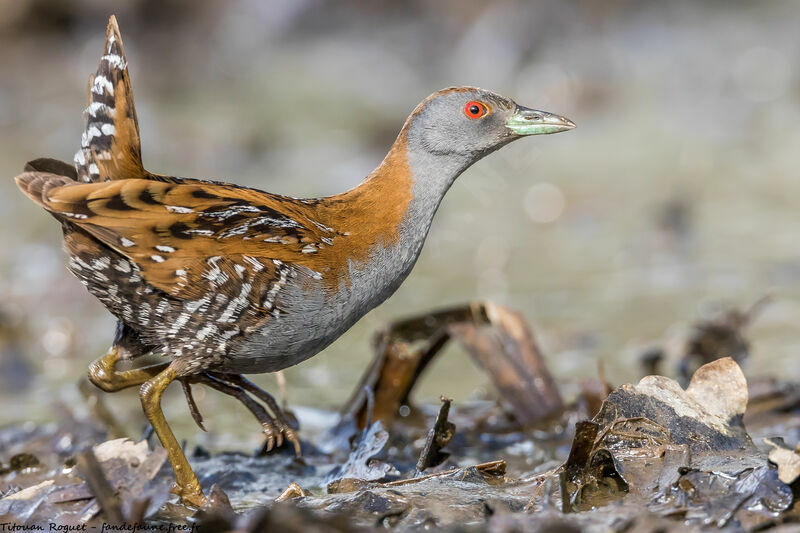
xmin=14 ymin=16 xmax=575 ymax=507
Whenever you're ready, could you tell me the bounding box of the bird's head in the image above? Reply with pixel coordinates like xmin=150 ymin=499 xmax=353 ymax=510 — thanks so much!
xmin=404 ymin=87 xmax=575 ymax=160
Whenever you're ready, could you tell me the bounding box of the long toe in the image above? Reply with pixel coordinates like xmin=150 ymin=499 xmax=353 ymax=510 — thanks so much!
xmin=262 ymin=423 xmax=276 ymax=451
xmin=171 ymin=482 xmax=207 ymax=509
xmin=286 ymin=429 xmax=302 ymax=457
xmin=181 ymin=489 xmax=208 ymax=509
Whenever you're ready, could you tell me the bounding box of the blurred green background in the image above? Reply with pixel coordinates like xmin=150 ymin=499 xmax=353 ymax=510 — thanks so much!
xmin=1 ymin=0 xmax=799 ymax=450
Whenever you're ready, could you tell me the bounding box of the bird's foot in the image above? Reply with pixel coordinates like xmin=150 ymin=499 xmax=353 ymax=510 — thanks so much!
xmin=186 ymin=372 xmax=303 ymax=456
xmin=261 ymin=417 xmax=301 ymax=456
xmin=265 ymin=401 xmax=302 ymax=457
xmin=170 ymin=479 xmax=207 ymax=509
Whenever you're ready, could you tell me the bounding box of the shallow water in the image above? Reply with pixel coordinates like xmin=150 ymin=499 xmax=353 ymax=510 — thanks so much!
xmin=1 ymin=1 xmax=799 ymax=450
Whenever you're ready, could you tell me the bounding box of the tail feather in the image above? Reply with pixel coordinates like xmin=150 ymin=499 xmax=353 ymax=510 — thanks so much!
xmin=15 ymin=172 xmax=76 ymax=210
xmin=24 ymin=158 xmax=78 ymax=179
xmin=74 ymin=15 xmax=145 ymax=183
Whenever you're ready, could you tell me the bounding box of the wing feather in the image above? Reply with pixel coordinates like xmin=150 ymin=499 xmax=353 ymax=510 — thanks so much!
xmin=40 ymin=178 xmax=334 ymax=302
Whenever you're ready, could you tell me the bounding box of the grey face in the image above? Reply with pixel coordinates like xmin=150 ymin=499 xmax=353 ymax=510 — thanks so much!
xmin=410 ymin=88 xmax=575 ymax=159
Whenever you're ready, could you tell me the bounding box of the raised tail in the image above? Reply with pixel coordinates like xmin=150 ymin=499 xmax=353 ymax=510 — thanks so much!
xmin=74 ymin=15 xmax=145 ymax=183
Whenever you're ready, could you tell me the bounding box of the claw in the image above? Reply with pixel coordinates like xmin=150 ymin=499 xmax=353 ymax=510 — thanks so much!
xmin=285 ymin=428 xmax=302 ymax=457
xmin=262 ymin=422 xmax=276 ymax=452
xmin=196 ymin=372 xmax=303 ymax=456
xmin=180 ymin=380 xmax=207 ymax=432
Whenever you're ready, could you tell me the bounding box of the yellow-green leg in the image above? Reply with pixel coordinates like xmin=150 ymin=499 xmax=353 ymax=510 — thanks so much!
xmin=88 ymin=346 xmax=168 ymax=392
xmin=140 ymin=365 xmax=206 ymax=508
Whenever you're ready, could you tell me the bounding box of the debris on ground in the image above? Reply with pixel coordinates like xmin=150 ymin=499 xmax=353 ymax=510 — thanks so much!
xmin=1 ymin=303 xmax=799 ymax=532
xmin=341 ymin=302 xmax=563 ymax=431
xmin=414 ymin=396 xmax=455 ymax=474
xmin=325 ymin=421 xmax=398 ymax=492
xmin=677 ymin=295 xmax=773 ymax=382
xmin=452 ymin=303 xmax=564 ymax=426
xmin=584 ymin=358 xmax=794 ymax=530
xmin=0 ymin=437 xmax=170 ymax=525
xmin=765 ymin=437 xmax=800 ymax=485
xmin=275 ymin=482 xmax=309 ymax=502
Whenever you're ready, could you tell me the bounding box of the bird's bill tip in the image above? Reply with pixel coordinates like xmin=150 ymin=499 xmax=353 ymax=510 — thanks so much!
xmin=506 ymin=106 xmax=576 ymax=136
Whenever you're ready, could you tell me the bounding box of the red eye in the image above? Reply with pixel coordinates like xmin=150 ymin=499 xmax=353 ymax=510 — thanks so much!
xmin=464 ymin=101 xmax=488 ymax=119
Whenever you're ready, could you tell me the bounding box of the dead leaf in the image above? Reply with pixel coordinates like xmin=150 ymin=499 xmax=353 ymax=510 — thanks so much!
xmin=595 ymin=357 xmax=751 ymax=454
xmin=325 ymin=421 xmax=397 ymax=490
xmin=414 ymin=396 xmax=455 ymax=474
xmin=586 ymin=358 xmax=793 ymax=528
xmin=275 ymin=482 xmax=309 ymax=502
xmin=765 ymin=437 xmax=800 ymax=485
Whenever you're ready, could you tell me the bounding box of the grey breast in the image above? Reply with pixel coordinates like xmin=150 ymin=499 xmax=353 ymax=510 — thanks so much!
xmin=223 ymin=236 xmax=421 ymax=374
